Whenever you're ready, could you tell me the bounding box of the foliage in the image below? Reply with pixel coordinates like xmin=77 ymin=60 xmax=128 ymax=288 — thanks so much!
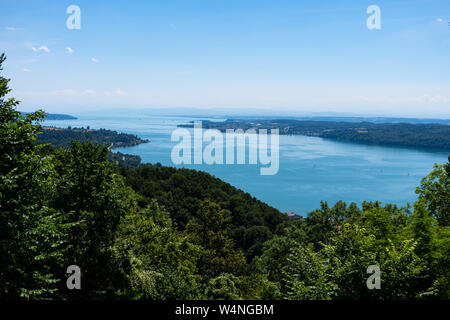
xmin=205 ymin=273 xmax=241 ymax=300
xmin=50 ymin=141 xmax=136 ymax=298
xmin=283 ymin=245 xmax=338 ymax=300
xmin=119 ymin=164 xmax=290 ymax=261
xmin=185 ymin=200 xmax=247 ymax=279
xmin=0 ymin=53 xmax=68 ymax=299
xmin=115 ymin=200 xmax=203 ymax=299
xmin=282 ymin=224 xmax=429 ymax=300
xmin=416 ymin=159 xmax=450 ymax=226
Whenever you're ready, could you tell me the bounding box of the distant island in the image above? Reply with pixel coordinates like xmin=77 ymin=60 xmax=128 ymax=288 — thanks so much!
xmin=180 ymin=119 xmax=450 ymax=151
xmin=21 ymin=112 xmax=77 ymax=120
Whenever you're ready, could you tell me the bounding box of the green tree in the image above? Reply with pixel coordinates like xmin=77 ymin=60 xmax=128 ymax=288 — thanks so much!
xmin=326 ymin=224 xmax=428 ymax=299
xmin=323 ymin=224 xmax=378 ymax=299
xmin=304 ymin=201 xmax=361 ymax=246
xmin=362 ymin=207 xmax=395 ymax=246
xmin=407 ymin=200 xmax=436 ymax=263
xmin=205 ymin=273 xmax=241 ymax=300
xmin=51 ymin=141 xmax=135 ymax=298
xmin=115 ymin=200 xmax=203 ymax=299
xmin=379 ymin=239 xmax=428 ymax=299
xmin=0 ymin=53 xmax=68 ymax=299
xmin=283 ymin=244 xmax=338 ymax=300
xmin=236 ymin=273 xmax=280 ymax=300
xmin=254 ymin=225 xmax=307 ymax=289
xmin=416 ymin=161 xmax=449 ymax=226
xmin=431 ymin=226 xmax=450 ymax=298
xmin=185 ymin=200 xmax=247 ymax=279
xmin=282 ymin=223 xmax=429 ymax=300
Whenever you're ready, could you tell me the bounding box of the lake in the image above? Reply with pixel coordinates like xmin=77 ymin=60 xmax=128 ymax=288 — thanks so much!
xmin=43 ymin=114 xmax=449 ymax=215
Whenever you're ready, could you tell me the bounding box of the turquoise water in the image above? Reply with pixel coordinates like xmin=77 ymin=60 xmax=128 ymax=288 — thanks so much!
xmin=43 ymin=115 xmax=449 ymax=215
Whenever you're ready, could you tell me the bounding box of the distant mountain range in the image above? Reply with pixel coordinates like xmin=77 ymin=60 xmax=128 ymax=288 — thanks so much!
xmin=220 ymin=116 xmax=450 ymax=125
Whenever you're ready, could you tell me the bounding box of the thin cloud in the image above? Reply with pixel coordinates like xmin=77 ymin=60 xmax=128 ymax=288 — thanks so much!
xmin=23 ymin=68 xmax=31 ymax=72
xmin=91 ymin=58 xmax=99 ymax=63
xmin=436 ymin=18 xmax=443 ymax=23
xmin=5 ymin=27 xmax=24 ymax=31
xmin=82 ymin=89 xmax=96 ymax=95
xmin=32 ymin=46 xmax=50 ymax=53
xmin=66 ymin=47 xmax=74 ymax=54
xmin=51 ymin=89 xmax=77 ymax=96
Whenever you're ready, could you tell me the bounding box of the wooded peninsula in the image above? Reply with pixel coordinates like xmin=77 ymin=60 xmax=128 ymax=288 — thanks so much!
xmin=183 ymin=119 xmax=450 ymax=151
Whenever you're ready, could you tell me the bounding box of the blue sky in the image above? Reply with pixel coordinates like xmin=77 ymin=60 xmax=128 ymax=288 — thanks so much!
xmin=1 ymin=0 xmax=449 ymax=117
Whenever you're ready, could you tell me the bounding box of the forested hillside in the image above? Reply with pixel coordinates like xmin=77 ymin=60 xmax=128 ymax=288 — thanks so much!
xmin=1 ymin=54 xmax=450 ymax=300
xmin=119 ymin=165 xmax=290 ymax=261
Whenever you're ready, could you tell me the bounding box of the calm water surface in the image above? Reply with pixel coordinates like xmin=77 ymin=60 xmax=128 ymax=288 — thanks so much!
xmin=44 ymin=115 xmax=449 ymax=215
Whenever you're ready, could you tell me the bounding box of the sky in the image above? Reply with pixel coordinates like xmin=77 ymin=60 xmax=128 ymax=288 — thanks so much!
xmin=1 ymin=0 xmax=450 ymax=117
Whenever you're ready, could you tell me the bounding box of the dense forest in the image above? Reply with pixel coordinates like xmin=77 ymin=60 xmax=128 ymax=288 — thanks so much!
xmin=37 ymin=126 xmax=149 ymax=149
xmin=119 ymin=165 xmax=290 ymax=262
xmin=1 ymin=53 xmax=450 ymax=300
xmin=189 ymin=119 xmax=450 ymax=150
xmin=37 ymin=128 xmax=145 ymax=168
